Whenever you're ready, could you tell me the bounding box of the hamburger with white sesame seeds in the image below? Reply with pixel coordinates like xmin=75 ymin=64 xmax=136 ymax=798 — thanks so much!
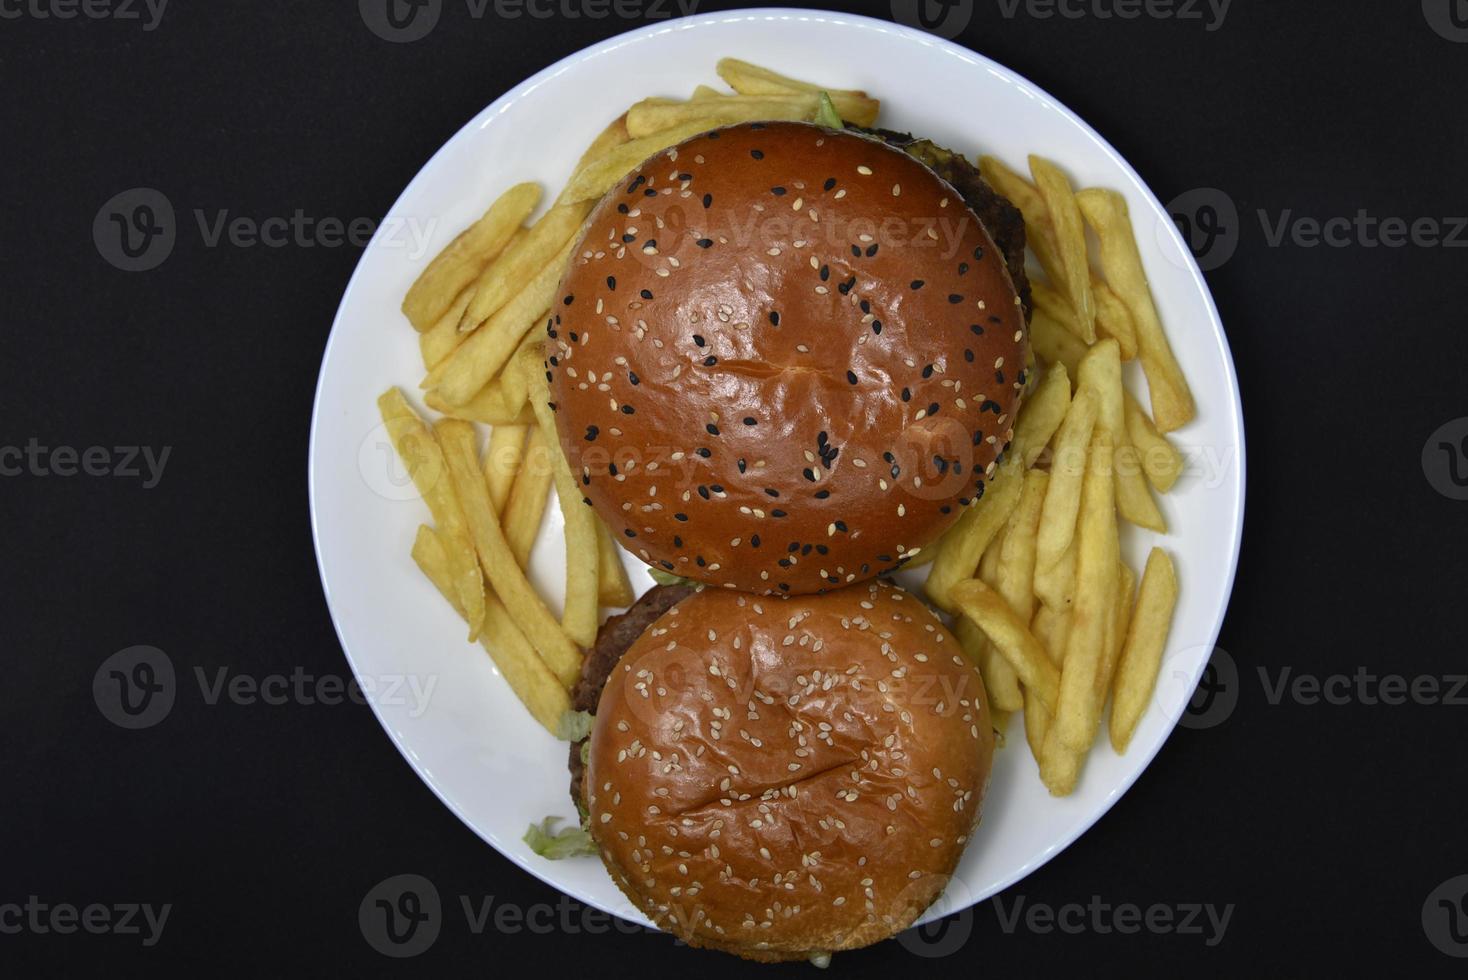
xmin=575 ymin=579 xmax=994 ymax=963
xmin=542 ymin=118 xmax=1030 ymax=596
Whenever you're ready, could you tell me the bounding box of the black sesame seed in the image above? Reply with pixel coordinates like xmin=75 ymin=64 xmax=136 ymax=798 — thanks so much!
xmin=901 ymin=387 xmax=911 ymax=403
xmin=624 ymin=528 xmax=636 ymax=538
xmin=743 ymin=417 xmax=757 ymax=426
xmin=970 ymin=324 xmax=985 ymax=336
xmin=563 ymin=294 xmax=574 ymax=306
xmin=838 ymin=276 xmax=856 ymax=295
xmin=859 ymin=300 xmax=871 ymax=313
xmin=678 ymin=172 xmax=692 ymax=181
xmin=927 ymin=402 xmax=940 ymax=415
xmin=621 ymin=404 xmax=635 ymax=415
xmin=802 ymin=468 xmax=816 ymax=482
xmin=750 ymin=534 xmax=761 ymax=548
xmin=964 ymin=349 xmax=975 ymax=363
xmin=568 ymin=332 xmax=579 ymax=343
xmin=816 ymin=544 xmax=829 ymax=556
xmin=866 ymin=244 xmax=879 ymax=257
xmin=769 ymin=311 xmax=780 ymax=326
xmin=922 ymin=364 xmax=935 ymax=379
xmin=764 ymin=488 xmax=780 ymax=497
xmin=814 ymin=489 xmax=830 ymax=499
xmin=692 ymin=334 xmax=706 ymax=347
xmin=834 ymin=521 xmax=848 ymax=533
xmin=851 ymin=245 xmax=861 ymax=257
xmin=584 ymin=426 xmax=599 ymax=441
xmin=660 ymin=560 xmax=674 ymax=570
xmin=628 ymin=371 xmax=640 ymax=385
xmin=702 ymin=193 xmax=713 ymax=208
xmin=772 ymin=186 xmax=787 ymax=196
xmin=846 ymin=370 xmax=858 ymax=385
xmin=548 ymin=356 xmax=559 ymax=367
xmin=958 ymin=262 xmax=969 ymax=275
xmin=771 ymin=509 xmax=787 ymax=518
xmin=996 ymin=370 xmax=1005 ymax=384
xmin=643 ymin=188 xmax=657 ymax=197
xmin=910 ymin=279 xmax=925 ymax=290
xmin=644 ymin=239 xmax=657 ymax=250
xmin=870 ymin=318 xmax=883 ymax=335
xmin=750 ymin=149 xmax=764 ymax=160
xmin=737 ymin=458 xmax=747 ymax=473
xmin=673 ymin=536 xmax=683 ymax=548
xmin=801 ymin=545 xmax=813 ymax=556
xmin=608 ymin=462 xmax=619 ymax=476
xmin=706 ymin=423 xmax=719 ymax=436
xmin=823 ymin=177 xmax=836 ymax=191
xmin=948 ymin=294 xmax=963 ymax=304
xmin=606 ymin=276 xmax=616 ymax=290
xmin=627 ymin=174 xmax=645 ymax=194
xmin=710 ymin=484 xmax=724 ymax=493
xmin=696 ymin=447 xmax=711 ymax=458
xmin=640 ymin=289 xmax=653 ymax=299
xmin=617 ymin=203 xmax=630 ymax=214
xmin=675 ymin=513 xmax=688 ymax=522
xmin=779 ymin=558 xmax=792 ymax=568
xmin=696 ymin=556 xmax=706 ymax=567
xmin=696 ymin=238 xmax=713 ymax=248
xmin=703 ymin=356 xmax=718 ymax=367
xmin=819 ymin=265 xmax=830 ymax=281
xmin=973 ymin=246 xmax=985 ymax=260
xmin=622 ymin=233 xmax=636 ymax=243
xmin=787 ymin=543 xmax=800 ymax=553
xmin=697 ymin=486 xmax=710 ymax=500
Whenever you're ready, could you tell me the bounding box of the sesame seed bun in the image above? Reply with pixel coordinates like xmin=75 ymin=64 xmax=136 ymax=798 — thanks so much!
xmin=545 ymin=121 xmax=1028 ymax=595
xmin=583 ymin=580 xmax=994 ymax=962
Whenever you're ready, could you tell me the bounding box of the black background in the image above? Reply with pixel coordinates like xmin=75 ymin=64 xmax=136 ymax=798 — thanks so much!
xmin=3 ymin=0 xmax=1467 ymax=975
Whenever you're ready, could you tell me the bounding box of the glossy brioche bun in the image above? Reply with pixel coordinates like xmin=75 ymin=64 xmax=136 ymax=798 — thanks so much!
xmin=545 ymin=121 xmax=1027 ymax=595
xmin=583 ymin=580 xmax=994 ymax=962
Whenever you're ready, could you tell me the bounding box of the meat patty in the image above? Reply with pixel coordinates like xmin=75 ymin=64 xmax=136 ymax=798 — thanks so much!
xmin=568 ymin=583 xmax=696 ymax=806
xmin=859 ymin=127 xmax=1032 ymax=319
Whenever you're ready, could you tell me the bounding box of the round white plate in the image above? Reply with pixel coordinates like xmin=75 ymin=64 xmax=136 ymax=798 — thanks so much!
xmin=310 ymin=7 xmax=1244 ymax=930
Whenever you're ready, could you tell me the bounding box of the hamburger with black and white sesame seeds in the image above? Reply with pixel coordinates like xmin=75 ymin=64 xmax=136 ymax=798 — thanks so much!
xmin=543 ymin=118 xmax=1030 ymax=595
xmin=573 ymin=578 xmax=993 ymax=963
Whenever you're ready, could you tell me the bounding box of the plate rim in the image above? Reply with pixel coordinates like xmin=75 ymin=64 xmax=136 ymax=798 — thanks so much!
xmin=308 ymin=4 xmax=1246 ymax=928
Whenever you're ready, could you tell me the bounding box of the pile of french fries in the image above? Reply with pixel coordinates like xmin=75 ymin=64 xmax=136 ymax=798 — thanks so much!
xmin=378 ymin=61 xmax=878 ymax=734
xmin=923 ymin=155 xmax=1193 ymax=796
xmin=379 ymin=58 xmax=1190 ymax=798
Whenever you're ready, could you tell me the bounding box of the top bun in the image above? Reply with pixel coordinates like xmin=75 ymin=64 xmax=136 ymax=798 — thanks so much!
xmin=546 ymin=121 xmax=1027 ymax=594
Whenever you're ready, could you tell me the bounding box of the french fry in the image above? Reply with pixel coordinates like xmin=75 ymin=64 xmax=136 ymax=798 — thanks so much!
xmin=925 ymin=462 xmax=1024 ymax=612
xmin=958 ymin=616 xmax=1020 ymax=713
xmin=1029 ymin=156 xmax=1095 ymax=342
xmin=1078 ymin=339 xmax=1166 ymax=533
xmin=1038 ymin=738 xmax=1085 ymax=797
xmin=691 ymin=84 xmax=724 ymax=100
xmin=483 ymin=424 xmax=527 ymax=516
xmin=714 ymin=58 xmax=880 ymax=127
xmin=501 ymin=333 xmax=543 ymax=419
xmin=377 ymin=388 xmax=486 ymax=639
xmin=435 ymin=418 xmax=583 ymax=687
xmin=1033 ymin=386 xmax=1098 ymax=598
xmin=1093 ymin=278 xmax=1139 ymax=360
xmin=556 ymin=115 xmax=632 ymax=206
xmin=1025 ymin=606 xmax=1070 ymax=763
xmin=626 ymin=94 xmax=819 ymax=138
xmin=1030 ymin=280 xmax=1084 ymax=341
xmin=560 ymin=120 xmax=731 ymax=204
xmin=412 ymin=525 xmax=569 ymax=732
xmin=1075 ymin=188 xmax=1195 ymax=431
xmin=528 ymin=376 xmax=599 ymax=649
xmin=594 ymin=518 xmax=636 ymax=608
xmin=952 ymin=579 xmax=1061 ymax=713
xmin=1109 ymin=548 xmax=1178 ymax=753
xmin=1029 ymin=308 xmax=1087 ymax=379
xmin=1125 ymin=392 xmax=1184 ymax=492
xmin=402 ymin=182 xmax=541 ymax=331
xmin=1034 ymin=539 xmax=1078 ymax=613
xmin=1050 ymin=429 xmax=1119 ymax=754
xmin=1010 ymin=363 xmax=1070 ymax=468
xmin=1102 ymin=560 xmax=1138 ymax=694
xmin=975 ymin=528 xmax=1022 ymax=713
xmin=977 ymin=156 xmax=1067 ymax=287
xmin=419 ymin=282 xmax=478 ymax=369
xmin=459 ymin=201 xmax=590 ymax=334
xmin=998 ymin=469 xmax=1049 ymax=624
xmin=426 ymin=383 xmax=535 ymax=426
xmin=503 ymin=426 xmax=555 ymax=568
xmin=437 ymin=235 xmax=575 ymax=406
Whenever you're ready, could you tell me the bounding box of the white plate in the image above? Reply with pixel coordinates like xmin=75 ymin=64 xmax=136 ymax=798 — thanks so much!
xmin=310 ymin=8 xmax=1244 ymax=930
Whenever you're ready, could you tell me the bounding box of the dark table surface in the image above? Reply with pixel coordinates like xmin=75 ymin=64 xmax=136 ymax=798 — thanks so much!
xmin=4 ymin=0 xmax=1467 ymax=975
